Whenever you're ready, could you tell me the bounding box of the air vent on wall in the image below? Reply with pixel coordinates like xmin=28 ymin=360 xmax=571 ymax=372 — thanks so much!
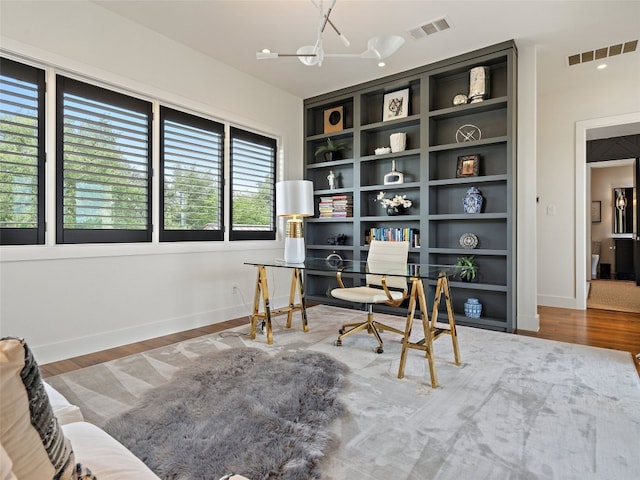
xmin=568 ymin=40 xmax=638 ymax=66
xmin=408 ymin=16 xmax=452 ymax=40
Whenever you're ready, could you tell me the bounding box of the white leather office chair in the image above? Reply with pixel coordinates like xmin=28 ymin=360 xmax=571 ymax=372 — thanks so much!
xmin=331 ymin=240 xmax=409 ymax=353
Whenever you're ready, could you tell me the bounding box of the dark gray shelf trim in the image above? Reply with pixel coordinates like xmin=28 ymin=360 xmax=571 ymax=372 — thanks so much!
xmin=360 ymin=149 xmax=421 ymax=162
xmin=429 ymin=248 xmax=507 ymax=256
xmin=444 ymin=280 xmax=508 ymax=292
xmin=429 ymin=174 xmax=507 ymax=186
xmin=429 ymin=136 xmax=508 ymax=152
xmin=428 ymin=213 xmax=507 ymax=221
xmin=360 ymin=182 xmax=421 ymax=192
xmin=306 ymin=128 xmax=354 ymax=142
xmin=307 ymin=217 xmax=354 ymax=223
xmin=361 ymin=214 xmax=421 ymax=222
xmin=361 ymin=114 xmax=421 ymax=132
xmin=307 ymin=159 xmax=354 ymax=169
xmin=428 ymin=97 xmax=508 ymax=120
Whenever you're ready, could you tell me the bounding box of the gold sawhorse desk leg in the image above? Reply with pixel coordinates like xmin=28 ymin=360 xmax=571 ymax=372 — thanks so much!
xmin=250 ymin=266 xmax=307 ymax=345
xmin=397 ymin=273 xmax=461 ymax=388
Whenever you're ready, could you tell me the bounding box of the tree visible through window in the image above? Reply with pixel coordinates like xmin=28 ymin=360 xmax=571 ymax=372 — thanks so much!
xmin=0 ymin=58 xmax=45 ymax=245
xmin=229 ymin=127 xmax=276 ymax=241
xmin=160 ymin=106 xmax=224 ymax=241
xmin=56 ymin=76 xmax=152 ymax=244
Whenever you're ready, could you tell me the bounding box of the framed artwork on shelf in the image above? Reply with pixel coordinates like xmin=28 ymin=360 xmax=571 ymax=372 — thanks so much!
xmin=383 ymin=88 xmax=409 ymax=121
xmin=323 ymin=106 xmax=344 ymax=133
xmin=456 ymin=154 xmax=480 ymax=178
xmin=591 ymin=200 xmax=601 ymax=223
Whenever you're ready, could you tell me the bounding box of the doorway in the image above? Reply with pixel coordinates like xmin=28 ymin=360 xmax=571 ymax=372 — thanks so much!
xmin=589 ymin=159 xmax=635 ymax=280
xmin=575 ymin=112 xmax=640 ymax=310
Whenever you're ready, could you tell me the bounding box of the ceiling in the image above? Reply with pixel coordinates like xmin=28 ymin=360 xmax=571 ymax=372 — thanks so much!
xmin=91 ymin=0 xmax=640 ymax=101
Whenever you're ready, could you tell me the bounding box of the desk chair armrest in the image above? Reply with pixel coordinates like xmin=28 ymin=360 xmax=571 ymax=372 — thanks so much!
xmin=380 ymin=276 xmax=408 ymax=306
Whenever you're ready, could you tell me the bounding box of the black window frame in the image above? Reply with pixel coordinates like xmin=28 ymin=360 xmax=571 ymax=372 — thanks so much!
xmin=159 ymin=106 xmax=224 ymax=242
xmin=229 ymin=127 xmax=277 ymax=241
xmin=0 ymin=57 xmax=46 ymax=246
xmin=56 ymin=75 xmax=153 ymax=244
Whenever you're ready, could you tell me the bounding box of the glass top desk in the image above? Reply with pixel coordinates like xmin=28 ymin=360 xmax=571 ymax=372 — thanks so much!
xmin=244 ymin=257 xmax=463 ymax=388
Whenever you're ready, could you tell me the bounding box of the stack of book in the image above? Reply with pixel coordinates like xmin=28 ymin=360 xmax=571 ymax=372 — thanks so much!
xmin=368 ymin=227 xmax=420 ymax=248
xmin=318 ymin=195 xmax=352 ymax=218
xmin=331 ymin=195 xmax=352 ymax=218
xmin=318 ymin=196 xmax=335 ymax=218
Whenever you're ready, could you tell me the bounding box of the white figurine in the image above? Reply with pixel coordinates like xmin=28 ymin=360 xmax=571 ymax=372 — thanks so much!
xmin=327 ymin=170 xmax=335 ymax=190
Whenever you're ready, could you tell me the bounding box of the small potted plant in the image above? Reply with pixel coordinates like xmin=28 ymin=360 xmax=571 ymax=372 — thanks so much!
xmin=314 ymin=137 xmax=346 ymax=161
xmin=455 ymin=255 xmax=479 ymax=282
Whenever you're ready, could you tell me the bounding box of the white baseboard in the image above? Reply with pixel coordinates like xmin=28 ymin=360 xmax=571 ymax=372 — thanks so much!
xmin=516 ymin=312 xmax=540 ymax=332
xmin=537 ymin=294 xmax=580 ymax=310
xmin=33 ymin=295 xmax=292 ymax=365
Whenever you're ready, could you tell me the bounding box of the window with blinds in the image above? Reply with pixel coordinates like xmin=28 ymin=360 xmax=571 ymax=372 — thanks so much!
xmin=229 ymin=127 xmax=276 ymax=241
xmin=0 ymin=58 xmax=46 ymax=245
xmin=56 ymin=76 xmax=152 ymax=244
xmin=160 ymin=106 xmax=224 ymax=241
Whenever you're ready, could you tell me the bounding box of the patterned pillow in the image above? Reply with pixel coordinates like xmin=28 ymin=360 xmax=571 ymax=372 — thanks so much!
xmin=0 ymin=337 xmax=95 ymax=480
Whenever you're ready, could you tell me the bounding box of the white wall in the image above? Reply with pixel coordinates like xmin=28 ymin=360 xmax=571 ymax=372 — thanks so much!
xmin=0 ymin=1 xmax=302 ymax=362
xmin=537 ymin=60 xmax=640 ymax=308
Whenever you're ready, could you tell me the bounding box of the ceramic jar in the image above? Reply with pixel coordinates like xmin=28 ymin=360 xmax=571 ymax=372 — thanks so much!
xmin=463 ymin=186 xmax=483 ymax=214
xmin=464 ymin=298 xmax=482 ymax=318
xmin=390 ymin=132 xmax=406 ymax=153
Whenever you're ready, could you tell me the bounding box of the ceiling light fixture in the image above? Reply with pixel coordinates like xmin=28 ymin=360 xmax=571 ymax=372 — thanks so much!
xmin=597 ymin=63 xmax=607 ymax=70
xmin=256 ymin=0 xmax=405 ymax=67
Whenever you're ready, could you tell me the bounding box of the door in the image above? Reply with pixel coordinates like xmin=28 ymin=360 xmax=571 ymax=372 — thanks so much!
xmin=635 ymin=157 xmax=640 ymax=286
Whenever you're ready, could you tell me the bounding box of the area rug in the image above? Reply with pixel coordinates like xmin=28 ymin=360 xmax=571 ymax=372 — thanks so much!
xmin=46 ymin=305 xmax=640 ymax=480
xmin=102 ymin=348 xmax=348 ymax=480
xmin=588 ymin=279 xmax=640 ymax=313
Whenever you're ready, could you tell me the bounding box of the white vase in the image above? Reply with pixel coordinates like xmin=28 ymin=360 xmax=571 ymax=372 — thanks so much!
xmin=390 ymin=132 xmax=406 ymax=153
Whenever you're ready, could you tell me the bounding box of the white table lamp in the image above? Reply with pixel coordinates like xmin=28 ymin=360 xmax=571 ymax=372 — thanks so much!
xmin=276 ymin=180 xmax=314 ymax=263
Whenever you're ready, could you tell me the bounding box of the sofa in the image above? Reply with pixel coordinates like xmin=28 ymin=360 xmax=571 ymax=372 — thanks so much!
xmin=0 ymin=337 xmax=248 ymax=480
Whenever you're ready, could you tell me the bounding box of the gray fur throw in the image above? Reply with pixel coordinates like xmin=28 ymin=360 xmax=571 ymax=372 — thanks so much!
xmin=103 ymin=347 xmax=349 ymax=480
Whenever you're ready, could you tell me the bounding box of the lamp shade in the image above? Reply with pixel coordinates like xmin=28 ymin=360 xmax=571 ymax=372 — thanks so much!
xmin=276 ymin=180 xmax=314 ymax=217
xmin=366 ymin=34 xmax=405 ymax=59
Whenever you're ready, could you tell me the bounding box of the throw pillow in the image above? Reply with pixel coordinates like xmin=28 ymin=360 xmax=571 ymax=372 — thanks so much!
xmin=0 ymin=337 xmax=95 ymax=480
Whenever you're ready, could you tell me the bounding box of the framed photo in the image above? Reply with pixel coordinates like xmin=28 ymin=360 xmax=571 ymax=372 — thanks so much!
xmin=456 ymin=154 xmax=480 ymax=178
xmin=591 ymin=200 xmax=601 ymax=223
xmin=383 ymin=88 xmax=409 ymax=121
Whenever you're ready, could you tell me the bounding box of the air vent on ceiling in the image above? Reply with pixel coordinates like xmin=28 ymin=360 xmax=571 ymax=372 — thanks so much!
xmin=408 ymin=16 xmax=452 ymax=40
xmin=568 ymin=40 xmax=638 ymax=66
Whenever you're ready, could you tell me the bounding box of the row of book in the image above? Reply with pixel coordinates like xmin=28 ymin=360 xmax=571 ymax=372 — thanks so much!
xmin=319 ymin=195 xmax=353 ymax=218
xmin=367 ymin=227 xmax=420 ymax=248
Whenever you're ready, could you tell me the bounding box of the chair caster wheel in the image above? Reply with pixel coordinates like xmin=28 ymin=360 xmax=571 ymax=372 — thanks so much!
xmin=335 ymin=340 xmax=342 ymax=347
xmin=376 ymin=347 xmax=383 ymax=354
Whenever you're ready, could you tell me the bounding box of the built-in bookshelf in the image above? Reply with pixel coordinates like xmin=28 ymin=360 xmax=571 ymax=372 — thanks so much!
xmin=303 ymin=41 xmax=517 ymax=332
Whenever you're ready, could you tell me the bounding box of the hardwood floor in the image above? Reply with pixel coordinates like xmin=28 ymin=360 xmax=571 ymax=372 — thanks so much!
xmin=40 ymin=306 xmax=640 ymax=378
xmin=519 ymin=306 xmax=640 ymax=375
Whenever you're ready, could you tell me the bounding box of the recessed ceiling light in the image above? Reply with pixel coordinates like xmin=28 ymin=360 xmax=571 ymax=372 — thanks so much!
xmin=261 ymin=48 xmax=271 ymax=54
xmin=597 ymin=63 xmax=607 ymax=70
xmin=378 ymin=61 xmax=386 ymax=67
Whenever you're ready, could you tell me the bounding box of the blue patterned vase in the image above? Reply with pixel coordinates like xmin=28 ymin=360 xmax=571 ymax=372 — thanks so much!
xmin=463 ymin=187 xmax=483 ymax=214
xmin=464 ymin=298 xmax=482 ymax=318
